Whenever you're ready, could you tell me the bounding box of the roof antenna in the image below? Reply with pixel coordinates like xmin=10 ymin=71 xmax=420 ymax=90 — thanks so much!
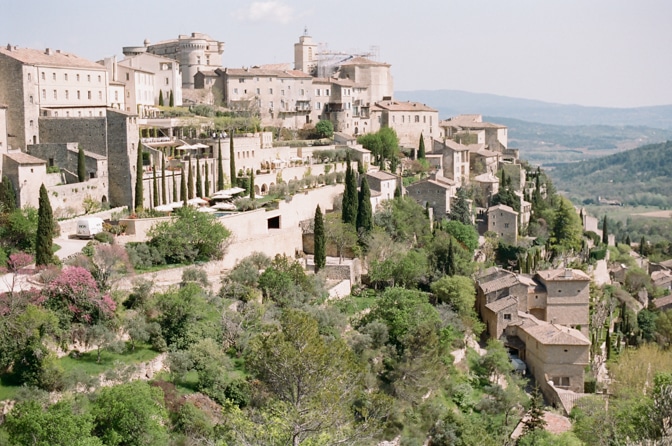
xmin=303 ymin=26 xmax=309 ymax=36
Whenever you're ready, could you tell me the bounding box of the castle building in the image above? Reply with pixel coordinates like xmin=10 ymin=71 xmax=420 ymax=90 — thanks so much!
xmin=123 ymin=33 xmax=224 ymax=89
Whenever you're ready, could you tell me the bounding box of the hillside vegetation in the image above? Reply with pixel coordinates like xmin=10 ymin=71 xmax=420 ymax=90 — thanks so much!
xmin=548 ymin=140 xmax=672 ymax=208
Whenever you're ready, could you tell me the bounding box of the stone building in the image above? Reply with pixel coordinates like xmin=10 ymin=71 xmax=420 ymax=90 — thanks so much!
xmin=439 ymin=114 xmax=508 ymax=153
xmin=109 ymin=53 xmax=183 ymax=108
xmin=2 ymin=152 xmax=47 ymax=208
xmin=504 ymin=313 xmax=590 ymax=395
xmin=488 ymin=204 xmax=518 ymax=243
xmin=366 ymin=170 xmax=398 ymax=203
xmin=405 ymin=174 xmax=456 ymax=220
xmin=434 ymin=139 xmax=470 ymax=187
xmin=216 ymin=67 xmax=314 ymax=129
xmin=0 ymin=45 xmax=109 ymax=150
xmin=0 ymin=105 xmax=7 ymax=174
xmin=123 ymin=33 xmax=224 ymax=89
xmin=369 ymin=100 xmax=438 ymax=149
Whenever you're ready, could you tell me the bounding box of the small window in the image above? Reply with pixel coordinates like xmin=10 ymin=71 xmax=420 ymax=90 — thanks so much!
xmin=65 ymin=90 xmax=69 ymax=99
xmin=41 ymin=72 xmax=45 ymax=80
xmin=29 ymin=95 xmax=33 ymax=104
xmin=77 ymin=90 xmax=81 ymax=99
xmin=269 ymin=88 xmax=273 ymax=94
xmin=53 ymin=90 xmax=57 ymax=99
xmin=64 ymin=73 xmax=68 ymax=81
xmin=77 ymin=74 xmax=80 ymax=81
xmin=42 ymin=89 xmax=46 ymax=99
xmin=98 ymin=75 xmax=101 ymax=82
xmin=256 ymin=88 xmax=260 ymax=94
xmin=503 ymin=314 xmax=511 ymax=320
xmin=87 ymin=74 xmax=91 ymax=82
xmin=27 ymin=73 xmax=31 ymax=81
xmin=52 ymin=72 xmax=56 ymax=80
xmin=88 ymin=91 xmax=92 ymax=100
xmin=126 ymin=73 xmax=129 ymax=81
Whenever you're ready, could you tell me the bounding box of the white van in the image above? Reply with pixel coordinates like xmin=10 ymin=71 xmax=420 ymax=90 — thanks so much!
xmin=76 ymin=217 xmax=104 ymax=239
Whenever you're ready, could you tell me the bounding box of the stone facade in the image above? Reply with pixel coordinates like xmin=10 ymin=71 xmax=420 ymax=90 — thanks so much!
xmin=0 ymin=45 xmax=109 ymax=150
xmin=369 ymin=100 xmax=438 ymax=149
xmin=405 ymin=175 xmax=455 ymax=220
xmin=488 ymin=204 xmax=518 ymax=243
xmin=0 ymin=105 xmax=7 ymax=175
xmin=434 ymin=139 xmax=470 ymax=187
xmin=107 ymin=110 xmax=139 ymax=209
xmin=116 ymin=53 xmax=182 ymax=108
xmin=366 ymin=170 xmax=397 ymax=202
xmin=2 ymin=152 xmax=47 ymax=208
xmin=535 ymin=269 xmax=591 ymax=336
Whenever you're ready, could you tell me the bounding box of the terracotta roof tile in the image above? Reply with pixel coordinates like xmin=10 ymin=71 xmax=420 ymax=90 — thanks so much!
xmin=0 ymin=46 xmax=104 ymax=70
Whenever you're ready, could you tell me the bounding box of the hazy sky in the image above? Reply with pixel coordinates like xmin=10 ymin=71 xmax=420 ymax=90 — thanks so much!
xmin=3 ymin=0 xmax=671 ymax=108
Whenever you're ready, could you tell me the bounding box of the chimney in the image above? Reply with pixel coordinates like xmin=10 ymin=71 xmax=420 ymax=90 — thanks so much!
xmin=564 ymin=268 xmax=573 ymax=279
xmin=45 ymin=48 xmax=52 ymax=55
xmin=6 ymin=43 xmax=11 ymax=51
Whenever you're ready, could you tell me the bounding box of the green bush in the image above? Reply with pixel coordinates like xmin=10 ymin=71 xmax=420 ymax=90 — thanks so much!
xmin=589 ymin=246 xmax=607 ymax=261
xmin=94 ymin=231 xmax=115 ymax=244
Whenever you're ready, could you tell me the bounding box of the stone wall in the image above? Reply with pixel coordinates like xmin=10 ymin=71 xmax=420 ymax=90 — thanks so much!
xmin=107 ymin=110 xmax=138 ymax=209
xmin=39 ymin=117 xmax=108 ymax=156
xmin=57 ymin=206 xmax=127 ymax=235
xmin=48 ymin=177 xmax=108 ymax=218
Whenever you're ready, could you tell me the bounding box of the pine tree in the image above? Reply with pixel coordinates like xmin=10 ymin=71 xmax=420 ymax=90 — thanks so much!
xmin=187 ymin=158 xmax=194 ymax=200
xmin=196 ymin=157 xmax=203 ymax=198
xmin=134 ymin=144 xmax=144 ymax=211
xmin=602 ymin=215 xmax=609 ymax=245
xmin=158 ymin=90 xmax=164 ymax=107
xmin=449 ymin=187 xmax=472 ymax=225
xmin=249 ymin=169 xmax=255 ymax=200
xmin=229 ymin=131 xmax=236 ymax=188
xmin=35 ymin=184 xmax=54 ymax=266
xmin=161 ymin=154 xmax=167 ymax=205
xmin=0 ymin=176 xmax=17 ymax=212
xmin=152 ymin=165 xmax=159 ymax=206
xmin=204 ymin=163 xmax=210 ymax=197
xmin=522 ymin=386 xmax=547 ymax=436
xmin=418 ymin=132 xmax=426 ymax=159
xmin=341 ymin=152 xmax=358 ymax=226
xmin=77 ymin=145 xmax=86 ymax=182
xmin=169 ymin=90 xmax=174 ymax=107
xmin=356 ymin=175 xmax=372 ymax=233
xmin=180 ymin=167 xmax=187 ymax=206
xmin=217 ymin=138 xmax=225 ymax=191
xmin=314 ymin=204 xmax=326 ymax=272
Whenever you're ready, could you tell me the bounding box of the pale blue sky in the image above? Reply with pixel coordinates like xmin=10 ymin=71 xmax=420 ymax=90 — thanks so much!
xmin=2 ymin=0 xmax=670 ymax=108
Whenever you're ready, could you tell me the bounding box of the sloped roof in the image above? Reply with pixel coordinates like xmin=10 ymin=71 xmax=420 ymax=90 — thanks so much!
xmin=653 ymin=295 xmax=672 ymax=310
xmin=474 ymin=173 xmax=499 ymax=183
xmin=374 ymin=100 xmax=437 ymax=112
xmin=485 ymin=295 xmax=518 ymax=313
xmin=517 ymin=313 xmax=590 ymax=345
xmin=4 ymin=152 xmax=47 ymax=164
xmin=441 ymin=139 xmax=469 ymax=152
xmin=0 ymin=46 xmax=104 ymax=70
xmin=479 ymin=274 xmax=520 ymax=295
xmin=488 ymin=204 xmax=518 ymax=215
xmin=223 ymin=67 xmax=312 ymax=78
xmin=367 ymin=170 xmax=397 ymax=181
xmin=536 ymin=268 xmax=591 ymax=282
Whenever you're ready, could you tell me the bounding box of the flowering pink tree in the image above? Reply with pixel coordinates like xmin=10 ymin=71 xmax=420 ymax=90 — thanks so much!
xmin=43 ymin=266 xmax=116 ymax=325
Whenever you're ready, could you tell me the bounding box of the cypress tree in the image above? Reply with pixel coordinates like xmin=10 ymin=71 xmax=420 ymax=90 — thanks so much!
xmin=134 ymin=144 xmax=144 ymax=211
xmin=172 ymin=169 xmax=177 ymax=203
xmin=249 ymin=169 xmax=255 ymax=200
xmin=602 ymin=215 xmax=609 ymax=245
xmin=187 ymin=158 xmax=194 ymax=200
xmin=625 ymin=234 xmax=631 ymax=246
xmin=196 ymin=157 xmax=203 ymax=198
xmin=152 ymin=165 xmax=159 ymax=207
xmin=77 ymin=145 xmax=86 ymax=182
xmin=342 ymin=152 xmax=358 ymax=226
xmin=229 ymin=131 xmax=236 ymax=188
xmin=446 ymin=238 xmax=456 ymax=276
xmin=418 ymin=132 xmax=426 ymax=159
xmin=169 ymin=90 xmax=174 ymax=107
xmin=35 ymin=184 xmax=54 ymax=266
xmin=0 ymin=176 xmax=17 ymax=212
xmin=158 ymin=90 xmax=164 ymax=107
xmin=640 ymin=236 xmax=646 ymax=256
xmin=161 ymin=154 xmax=167 ymax=205
xmin=180 ymin=167 xmax=187 ymax=206
xmin=314 ymin=204 xmax=326 ymax=272
xmin=217 ymin=138 xmax=225 ymax=191
xmin=204 ymin=163 xmax=210 ymax=197
xmin=356 ymin=175 xmax=372 ymax=233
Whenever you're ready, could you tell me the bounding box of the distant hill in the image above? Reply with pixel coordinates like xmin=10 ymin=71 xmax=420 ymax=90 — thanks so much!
xmin=547 ymin=140 xmax=672 ymax=207
xmin=395 ymin=89 xmax=672 ymax=129
xmin=483 ymin=116 xmax=672 ymax=165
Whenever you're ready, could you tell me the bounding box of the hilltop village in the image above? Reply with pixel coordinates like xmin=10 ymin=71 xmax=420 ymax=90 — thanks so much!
xmin=0 ymin=31 xmax=671 ymax=445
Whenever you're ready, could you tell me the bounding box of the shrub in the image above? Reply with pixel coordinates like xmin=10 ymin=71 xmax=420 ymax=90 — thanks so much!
xmin=94 ymin=231 xmax=115 ymax=244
